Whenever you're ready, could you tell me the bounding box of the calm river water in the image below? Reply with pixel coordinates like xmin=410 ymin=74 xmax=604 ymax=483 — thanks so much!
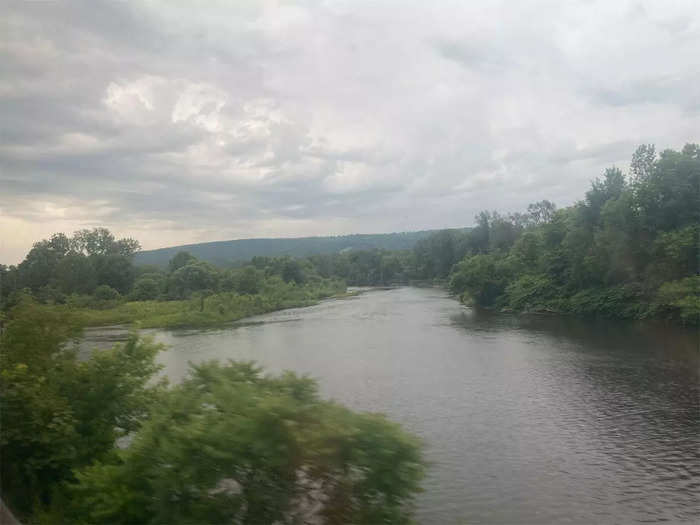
xmin=84 ymin=287 xmax=700 ymax=524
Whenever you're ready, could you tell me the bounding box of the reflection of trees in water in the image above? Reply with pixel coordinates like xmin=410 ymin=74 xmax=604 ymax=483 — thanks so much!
xmin=451 ymin=305 xmax=700 ymax=520
xmin=453 ymin=306 xmax=698 ymax=353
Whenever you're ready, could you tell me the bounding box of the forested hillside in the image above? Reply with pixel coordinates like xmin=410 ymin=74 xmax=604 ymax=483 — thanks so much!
xmin=135 ymin=231 xmax=438 ymax=267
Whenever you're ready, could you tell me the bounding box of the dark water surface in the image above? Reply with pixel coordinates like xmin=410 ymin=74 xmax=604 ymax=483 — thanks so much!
xmin=84 ymin=287 xmax=700 ymax=524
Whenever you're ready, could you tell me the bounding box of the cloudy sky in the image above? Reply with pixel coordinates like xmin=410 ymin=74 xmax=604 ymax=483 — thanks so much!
xmin=1 ymin=0 xmax=699 ymax=264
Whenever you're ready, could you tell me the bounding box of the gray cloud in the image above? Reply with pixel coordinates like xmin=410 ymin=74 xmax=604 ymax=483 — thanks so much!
xmin=1 ymin=0 xmax=699 ymax=263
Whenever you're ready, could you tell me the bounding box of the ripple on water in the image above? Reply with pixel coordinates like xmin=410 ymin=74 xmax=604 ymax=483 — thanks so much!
xmin=81 ymin=288 xmax=700 ymax=524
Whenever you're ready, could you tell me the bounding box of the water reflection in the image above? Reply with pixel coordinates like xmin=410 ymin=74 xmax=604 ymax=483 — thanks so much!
xmin=450 ymin=306 xmax=700 ymax=522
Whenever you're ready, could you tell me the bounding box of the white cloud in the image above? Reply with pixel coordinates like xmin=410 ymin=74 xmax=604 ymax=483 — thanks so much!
xmin=1 ymin=0 xmax=699 ymax=263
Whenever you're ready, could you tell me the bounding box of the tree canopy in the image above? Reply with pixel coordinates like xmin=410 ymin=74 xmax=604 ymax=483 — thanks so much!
xmin=447 ymin=144 xmax=699 ymax=323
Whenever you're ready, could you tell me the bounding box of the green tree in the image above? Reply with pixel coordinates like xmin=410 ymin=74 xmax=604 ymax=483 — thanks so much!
xmin=584 ymin=167 xmax=626 ymax=225
xmin=93 ymin=254 xmax=135 ymax=295
xmin=70 ymin=361 xmax=424 ymax=525
xmin=635 ymin=147 xmax=700 ymax=232
xmin=488 ymin=213 xmax=521 ymax=253
xmin=93 ymin=284 xmax=121 ymax=301
xmin=15 ymin=228 xmax=140 ymax=297
xmin=55 ymin=254 xmax=97 ymax=295
xmin=450 ymin=254 xmax=511 ymax=306
xmin=656 ymin=276 xmax=700 ymax=324
xmin=413 ymin=229 xmax=468 ymax=280
xmin=168 ymin=251 xmax=198 ymax=273
xmin=527 ymin=200 xmax=556 ymax=226
xmin=281 ymin=258 xmax=306 ymax=284
xmin=0 ymin=298 xmax=163 ymax=519
xmin=167 ymin=261 xmax=219 ymax=299
xmin=0 ymin=264 xmax=20 ymax=307
xmin=17 ymin=240 xmax=64 ymax=291
xmin=648 ymin=225 xmax=699 ymax=284
xmin=447 ymin=144 xmax=698 ymax=324
xmin=380 ymin=253 xmax=404 ymax=284
xmin=630 ymin=143 xmax=656 ymax=182
xmin=237 ymin=266 xmax=262 ymax=294
xmin=505 ymin=274 xmax=557 ymax=311
xmin=130 ymin=277 xmax=162 ymax=301
xmin=71 ymin=228 xmax=141 ymax=257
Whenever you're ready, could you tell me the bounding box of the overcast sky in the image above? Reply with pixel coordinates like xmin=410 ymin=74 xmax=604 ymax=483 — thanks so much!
xmin=1 ymin=0 xmax=699 ymax=264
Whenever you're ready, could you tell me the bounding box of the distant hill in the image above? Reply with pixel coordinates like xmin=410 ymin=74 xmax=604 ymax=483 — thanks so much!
xmin=135 ymin=231 xmax=439 ymax=267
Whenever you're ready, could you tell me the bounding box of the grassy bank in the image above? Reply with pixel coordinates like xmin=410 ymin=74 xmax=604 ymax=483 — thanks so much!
xmin=44 ymin=280 xmax=347 ymax=330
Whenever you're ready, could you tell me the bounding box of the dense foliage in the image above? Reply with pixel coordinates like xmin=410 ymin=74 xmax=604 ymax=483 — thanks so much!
xmin=446 ymin=144 xmax=699 ymax=324
xmin=0 ymin=228 xmax=140 ymax=303
xmin=1 ymin=142 xmax=696 ymax=523
xmin=34 ymin=278 xmax=346 ymax=330
xmin=69 ymin=362 xmax=423 ymax=525
xmin=0 ymin=302 xmax=424 ymax=524
xmin=0 ymin=298 xmax=164 ymax=520
xmin=1 ymin=236 xmax=347 ymax=329
xmin=286 ymin=143 xmax=698 ymax=324
xmin=3 ymin=143 xmax=696 ymax=325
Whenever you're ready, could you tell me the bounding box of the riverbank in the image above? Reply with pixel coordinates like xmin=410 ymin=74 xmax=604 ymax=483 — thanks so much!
xmin=119 ymin=286 xmax=698 ymax=524
xmin=454 ymin=278 xmax=700 ymax=326
xmin=38 ymin=281 xmax=348 ymax=330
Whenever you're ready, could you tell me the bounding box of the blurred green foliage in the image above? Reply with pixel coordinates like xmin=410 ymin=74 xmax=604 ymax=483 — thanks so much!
xmin=0 ymin=297 xmax=165 ymax=520
xmin=68 ymin=361 xmax=424 ymax=525
xmin=1 ymin=301 xmax=424 ymax=524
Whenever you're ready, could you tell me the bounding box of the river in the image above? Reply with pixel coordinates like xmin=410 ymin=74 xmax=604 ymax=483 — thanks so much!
xmin=83 ymin=287 xmax=700 ymax=524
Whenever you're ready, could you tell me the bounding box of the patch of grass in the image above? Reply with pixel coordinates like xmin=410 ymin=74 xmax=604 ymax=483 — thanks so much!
xmin=44 ymin=281 xmax=346 ymax=329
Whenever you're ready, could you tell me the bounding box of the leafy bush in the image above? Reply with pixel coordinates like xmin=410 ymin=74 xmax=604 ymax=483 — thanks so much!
xmin=449 ymin=254 xmax=511 ymax=307
xmin=0 ymin=299 xmax=163 ymax=520
xmin=70 ymin=361 xmax=424 ymax=525
xmin=93 ymin=285 xmax=121 ymax=301
xmin=505 ymin=274 xmax=557 ymax=311
xmin=446 ymin=144 xmax=699 ymax=322
xmin=130 ymin=277 xmax=161 ymax=301
xmin=566 ymin=284 xmax=647 ymax=319
xmin=656 ymin=276 xmax=700 ymax=324
xmin=35 ymin=284 xmax=66 ymax=304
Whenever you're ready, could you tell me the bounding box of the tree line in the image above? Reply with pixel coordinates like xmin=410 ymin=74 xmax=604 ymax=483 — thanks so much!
xmin=447 ymin=144 xmax=699 ymax=324
xmin=246 ymin=143 xmax=698 ymax=324
xmin=0 ymin=232 xmax=345 ymax=310
xmin=3 ymin=142 xmax=698 ymax=325
xmin=1 ymin=228 xmax=140 ymax=306
xmin=1 ymin=142 xmax=696 ymax=523
xmin=307 ymin=144 xmax=699 ymax=324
